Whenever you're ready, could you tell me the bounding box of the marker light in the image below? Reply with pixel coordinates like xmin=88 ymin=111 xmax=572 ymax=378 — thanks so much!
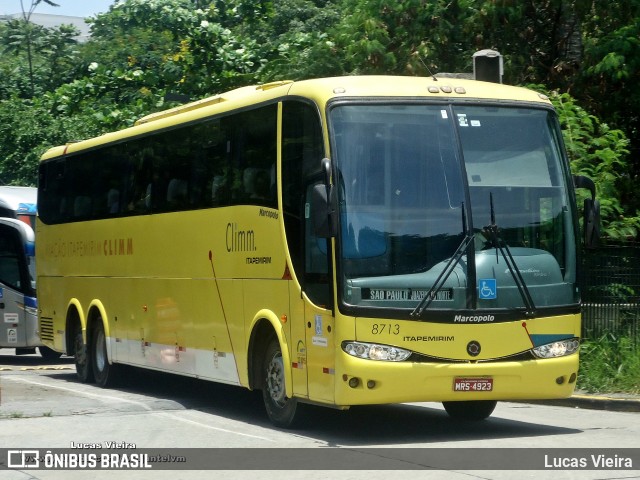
xmin=532 ymin=338 xmax=580 ymax=358
xmin=342 ymin=341 xmax=411 ymax=361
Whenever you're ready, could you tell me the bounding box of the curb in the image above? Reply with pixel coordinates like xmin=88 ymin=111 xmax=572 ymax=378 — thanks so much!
xmin=526 ymin=393 xmax=640 ymax=413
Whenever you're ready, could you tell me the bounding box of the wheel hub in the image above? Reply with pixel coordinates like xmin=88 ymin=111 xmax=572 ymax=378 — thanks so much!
xmin=266 ymin=352 xmax=286 ymax=406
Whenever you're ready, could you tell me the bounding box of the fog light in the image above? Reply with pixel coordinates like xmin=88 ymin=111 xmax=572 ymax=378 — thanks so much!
xmin=367 ymin=380 xmax=376 ymax=389
xmin=569 ymin=373 xmax=577 ymax=383
xmin=556 ymin=376 xmax=565 ymax=385
xmin=348 ymin=377 xmax=360 ymax=388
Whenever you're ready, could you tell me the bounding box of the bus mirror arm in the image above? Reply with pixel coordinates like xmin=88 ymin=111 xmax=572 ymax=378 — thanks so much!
xmin=321 ymin=157 xmax=331 ymax=189
xmin=573 ymin=175 xmax=601 ymax=249
xmin=573 ymin=175 xmax=595 ymax=201
xmin=583 ymin=197 xmax=601 ymax=249
xmin=312 ymin=158 xmax=338 ymax=238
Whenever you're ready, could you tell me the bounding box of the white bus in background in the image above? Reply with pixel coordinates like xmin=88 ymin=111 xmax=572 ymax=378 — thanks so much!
xmin=0 ymin=186 xmax=59 ymax=359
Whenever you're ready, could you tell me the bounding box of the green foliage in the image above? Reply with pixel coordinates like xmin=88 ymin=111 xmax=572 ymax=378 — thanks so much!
xmin=0 ymin=93 xmax=114 ymax=185
xmin=0 ymin=98 xmax=45 ymax=184
xmin=578 ymin=333 xmax=640 ymax=394
xmin=580 ymin=2 xmax=640 ymax=137
xmin=317 ymin=0 xmax=473 ymax=76
xmin=1 ymin=19 xmax=79 ymax=98
xmin=85 ymin=0 xmax=261 ymax=97
xmin=0 ymin=0 xmax=639 ymax=225
xmin=243 ymin=0 xmax=342 ymax=81
xmin=546 ymin=89 xmax=640 ymax=240
xmin=0 ymin=0 xmax=271 ymax=184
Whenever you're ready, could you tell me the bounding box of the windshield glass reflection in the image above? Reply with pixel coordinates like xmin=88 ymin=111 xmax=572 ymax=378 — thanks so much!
xmin=329 ymin=103 xmax=578 ymax=317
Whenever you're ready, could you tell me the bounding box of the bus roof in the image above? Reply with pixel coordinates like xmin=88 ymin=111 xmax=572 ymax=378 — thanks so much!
xmin=0 ymin=186 xmax=37 ymax=212
xmin=40 ymin=76 xmax=552 ymax=160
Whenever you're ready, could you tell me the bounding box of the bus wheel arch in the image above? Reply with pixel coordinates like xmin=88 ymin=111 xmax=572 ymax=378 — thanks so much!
xmin=65 ymin=301 xmax=94 ymax=383
xmin=247 ymin=318 xmax=279 ymax=391
xmin=248 ymin=316 xmax=301 ymax=428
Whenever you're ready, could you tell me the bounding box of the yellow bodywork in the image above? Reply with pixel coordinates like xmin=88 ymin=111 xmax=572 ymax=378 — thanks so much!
xmin=37 ymin=75 xmax=576 ymax=407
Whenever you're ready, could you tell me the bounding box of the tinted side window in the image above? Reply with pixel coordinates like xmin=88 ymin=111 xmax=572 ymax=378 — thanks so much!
xmin=0 ymin=225 xmax=24 ymax=292
xmin=281 ymin=100 xmax=328 ymax=306
xmin=39 ymin=104 xmax=278 ymax=224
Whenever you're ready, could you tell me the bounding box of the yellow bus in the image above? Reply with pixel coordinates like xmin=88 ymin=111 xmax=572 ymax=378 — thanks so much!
xmin=37 ymin=76 xmax=597 ymax=427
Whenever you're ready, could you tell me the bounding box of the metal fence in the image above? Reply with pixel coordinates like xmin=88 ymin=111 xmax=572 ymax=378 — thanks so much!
xmin=581 ymin=244 xmax=640 ymax=346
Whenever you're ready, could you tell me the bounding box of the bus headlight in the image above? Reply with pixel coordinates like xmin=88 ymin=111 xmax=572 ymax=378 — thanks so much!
xmin=342 ymin=341 xmax=411 ymax=361
xmin=532 ymin=338 xmax=580 ymax=358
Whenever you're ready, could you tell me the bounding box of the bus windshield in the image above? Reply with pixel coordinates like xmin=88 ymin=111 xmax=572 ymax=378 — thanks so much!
xmin=330 ymin=103 xmax=578 ymax=317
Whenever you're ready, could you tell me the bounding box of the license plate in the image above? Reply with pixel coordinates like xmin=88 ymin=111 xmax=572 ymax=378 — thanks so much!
xmin=453 ymin=377 xmax=493 ymax=392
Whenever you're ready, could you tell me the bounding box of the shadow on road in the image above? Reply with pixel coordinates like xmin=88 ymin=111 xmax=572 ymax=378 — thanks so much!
xmin=0 ymin=350 xmax=74 ymax=368
xmin=35 ymin=364 xmax=582 ymax=446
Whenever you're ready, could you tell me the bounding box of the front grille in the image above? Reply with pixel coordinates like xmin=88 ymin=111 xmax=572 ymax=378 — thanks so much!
xmin=409 ymin=350 xmax=536 ymax=364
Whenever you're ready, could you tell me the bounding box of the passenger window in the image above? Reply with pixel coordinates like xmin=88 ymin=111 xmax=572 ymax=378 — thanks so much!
xmin=0 ymin=226 xmax=23 ymax=291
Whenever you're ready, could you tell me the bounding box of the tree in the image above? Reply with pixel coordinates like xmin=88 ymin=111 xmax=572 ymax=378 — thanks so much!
xmin=1 ymin=2 xmax=79 ymax=98
xmin=0 ymin=92 xmax=120 ymax=185
xmin=84 ymin=0 xmax=262 ymax=98
xmin=2 ymin=1 xmax=61 ymax=96
xmin=578 ymin=1 xmax=640 ymax=189
xmin=549 ymin=89 xmax=640 ymax=240
xmin=0 ymin=0 xmax=638 ymax=240
xmin=248 ymin=0 xmax=342 ymax=80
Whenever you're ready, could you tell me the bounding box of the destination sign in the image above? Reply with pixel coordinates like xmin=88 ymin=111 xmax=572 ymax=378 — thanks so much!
xmin=362 ymin=288 xmax=453 ymax=301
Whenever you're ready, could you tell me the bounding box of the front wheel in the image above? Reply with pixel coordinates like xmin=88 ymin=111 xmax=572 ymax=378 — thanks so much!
xmin=442 ymin=400 xmax=497 ymax=421
xmin=262 ymin=338 xmax=301 ymax=428
xmin=91 ymin=320 xmax=118 ymax=387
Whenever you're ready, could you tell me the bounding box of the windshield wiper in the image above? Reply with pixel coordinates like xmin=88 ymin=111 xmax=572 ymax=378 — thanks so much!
xmin=411 ymin=204 xmax=473 ymax=317
xmin=483 ymin=193 xmax=537 ymax=316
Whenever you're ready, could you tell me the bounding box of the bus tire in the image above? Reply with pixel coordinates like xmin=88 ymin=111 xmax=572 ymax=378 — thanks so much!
xmin=91 ymin=320 xmax=118 ymax=388
xmin=73 ymin=326 xmax=94 ymax=383
xmin=38 ymin=346 xmax=62 ymax=361
xmin=262 ymin=338 xmax=301 ymax=428
xmin=442 ymin=400 xmax=497 ymax=421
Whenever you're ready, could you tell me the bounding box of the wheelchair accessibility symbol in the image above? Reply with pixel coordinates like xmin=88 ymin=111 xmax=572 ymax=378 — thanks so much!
xmin=478 ymin=279 xmax=497 ymax=300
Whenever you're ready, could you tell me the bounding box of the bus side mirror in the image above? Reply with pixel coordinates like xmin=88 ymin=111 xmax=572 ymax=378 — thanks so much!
xmin=311 ymin=158 xmax=337 ymax=238
xmin=583 ymin=198 xmax=601 ymax=249
xmin=574 ymin=175 xmax=601 ymax=248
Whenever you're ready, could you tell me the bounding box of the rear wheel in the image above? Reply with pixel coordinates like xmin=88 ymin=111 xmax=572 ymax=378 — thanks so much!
xmin=91 ymin=320 xmax=118 ymax=387
xmin=442 ymin=400 xmax=497 ymax=421
xmin=262 ymin=338 xmax=301 ymax=428
xmin=73 ymin=326 xmax=94 ymax=383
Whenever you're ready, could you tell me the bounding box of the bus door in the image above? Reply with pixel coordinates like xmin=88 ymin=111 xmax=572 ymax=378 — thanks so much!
xmin=300 ymin=183 xmax=336 ymax=403
xmin=281 ymin=99 xmax=335 ymax=402
xmin=302 ymin=293 xmax=335 ymax=403
xmin=0 ymin=219 xmax=37 ymax=349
